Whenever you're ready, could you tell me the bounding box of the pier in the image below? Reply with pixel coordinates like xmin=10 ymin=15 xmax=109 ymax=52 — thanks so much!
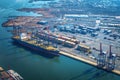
xmin=60 ymin=51 xmax=120 ymax=75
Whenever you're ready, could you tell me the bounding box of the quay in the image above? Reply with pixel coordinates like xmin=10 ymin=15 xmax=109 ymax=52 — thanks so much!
xmin=60 ymin=51 xmax=120 ymax=75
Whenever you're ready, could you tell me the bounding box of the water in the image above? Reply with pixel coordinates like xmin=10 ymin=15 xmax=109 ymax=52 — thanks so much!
xmin=0 ymin=0 xmax=120 ymax=80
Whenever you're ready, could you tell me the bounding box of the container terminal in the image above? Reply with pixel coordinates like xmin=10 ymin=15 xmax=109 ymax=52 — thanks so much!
xmin=0 ymin=66 xmax=23 ymax=80
xmin=2 ymin=0 xmax=120 ymax=76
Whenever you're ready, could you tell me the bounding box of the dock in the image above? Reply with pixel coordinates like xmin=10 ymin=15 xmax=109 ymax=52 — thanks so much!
xmin=60 ymin=51 xmax=120 ymax=75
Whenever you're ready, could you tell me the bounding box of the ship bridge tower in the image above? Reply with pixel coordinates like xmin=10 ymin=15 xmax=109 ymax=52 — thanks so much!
xmin=97 ymin=43 xmax=106 ymax=67
xmin=106 ymin=45 xmax=116 ymax=71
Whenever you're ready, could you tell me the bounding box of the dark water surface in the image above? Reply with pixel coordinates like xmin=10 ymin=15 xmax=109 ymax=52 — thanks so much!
xmin=0 ymin=0 xmax=120 ymax=80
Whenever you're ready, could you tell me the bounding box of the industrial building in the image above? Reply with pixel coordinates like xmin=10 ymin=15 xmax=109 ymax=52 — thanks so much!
xmin=77 ymin=43 xmax=91 ymax=53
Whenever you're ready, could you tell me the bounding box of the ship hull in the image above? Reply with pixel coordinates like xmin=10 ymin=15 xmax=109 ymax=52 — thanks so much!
xmin=12 ymin=38 xmax=59 ymax=57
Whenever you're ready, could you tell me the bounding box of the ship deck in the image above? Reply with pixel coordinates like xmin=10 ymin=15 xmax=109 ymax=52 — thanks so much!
xmin=13 ymin=37 xmax=58 ymax=51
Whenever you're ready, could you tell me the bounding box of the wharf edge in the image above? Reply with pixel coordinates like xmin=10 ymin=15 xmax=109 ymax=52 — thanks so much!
xmin=59 ymin=51 xmax=120 ymax=76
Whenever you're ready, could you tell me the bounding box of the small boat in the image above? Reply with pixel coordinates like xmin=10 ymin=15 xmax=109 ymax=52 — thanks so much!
xmin=7 ymin=69 xmax=23 ymax=80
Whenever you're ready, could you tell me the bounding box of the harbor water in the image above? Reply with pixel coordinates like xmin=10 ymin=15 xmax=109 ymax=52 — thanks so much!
xmin=0 ymin=0 xmax=120 ymax=80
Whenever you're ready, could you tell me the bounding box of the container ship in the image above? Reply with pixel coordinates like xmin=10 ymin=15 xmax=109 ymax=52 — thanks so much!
xmin=12 ymin=32 xmax=59 ymax=56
